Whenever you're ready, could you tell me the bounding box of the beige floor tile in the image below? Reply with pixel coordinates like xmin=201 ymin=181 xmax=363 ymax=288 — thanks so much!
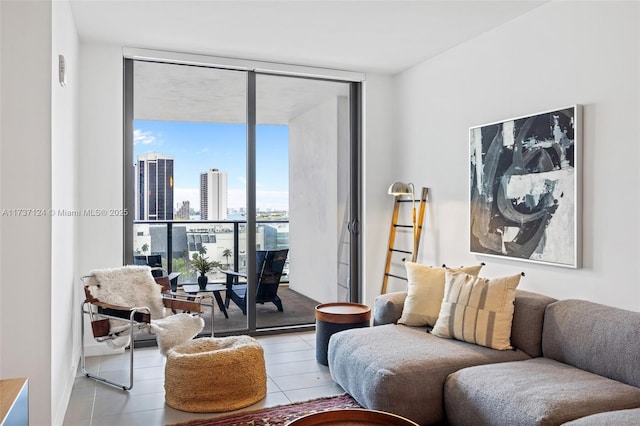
xmin=267 ymin=358 xmax=326 ymax=377
xmin=64 ymin=331 xmax=344 ymax=425
xmin=260 ymin=340 xmax=314 ymax=354
xmin=271 ymin=370 xmax=335 ymax=391
xmin=284 ymin=383 xmax=345 ymax=403
xmin=264 ymin=348 xmax=316 ymax=364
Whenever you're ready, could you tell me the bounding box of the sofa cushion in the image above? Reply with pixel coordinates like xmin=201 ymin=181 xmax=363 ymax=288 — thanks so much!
xmin=375 ymin=289 xmax=554 ymax=354
xmin=431 ymin=271 xmax=521 ymax=350
xmin=542 ymin=299 xmax=640 ymax=387
xmin=398 ymin=263 xmax=483 ymax=327
xmin=510 ymin=290 xmax=557 ymax=358
xmin=562 ymin=408 xmax=640 ymax=425
xmin=445 ymin=358 xmax=640 ymax=426
xmin=373 ymin=291 xmax=407 ymax=326
xmin=328 ymin=323 xmax=530 ymax=425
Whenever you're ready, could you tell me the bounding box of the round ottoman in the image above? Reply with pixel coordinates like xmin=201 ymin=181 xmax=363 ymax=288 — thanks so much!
xmin=164 ymin=336 xmax=266 ymax=412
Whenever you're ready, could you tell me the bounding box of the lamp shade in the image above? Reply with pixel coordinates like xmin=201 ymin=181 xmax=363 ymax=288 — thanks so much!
xmin=388 ymin=182 xmax=413 ymax=196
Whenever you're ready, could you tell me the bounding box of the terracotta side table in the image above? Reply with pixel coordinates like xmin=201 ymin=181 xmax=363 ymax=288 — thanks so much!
xmin=315 ymin=302 xmax=371 ymax=366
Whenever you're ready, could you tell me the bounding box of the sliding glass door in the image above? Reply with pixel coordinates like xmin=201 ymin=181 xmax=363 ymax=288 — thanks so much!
xmin=124 ymin=56 xmax=361 ymax=335
xmin=255 ymin=74 xmax=353 ymax=325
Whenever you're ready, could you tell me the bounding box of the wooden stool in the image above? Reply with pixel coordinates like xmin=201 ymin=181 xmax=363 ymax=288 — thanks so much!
xmin=315 ymin=302 xmax=371 ymax=366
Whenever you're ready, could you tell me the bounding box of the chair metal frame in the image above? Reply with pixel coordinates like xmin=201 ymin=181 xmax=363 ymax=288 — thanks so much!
xmin=80 ymin=274 xmax=203 ymax=390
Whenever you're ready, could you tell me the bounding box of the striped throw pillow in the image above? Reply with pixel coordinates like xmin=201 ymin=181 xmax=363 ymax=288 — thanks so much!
xmin=431 ymin=270 xmax=521 ymax=350
xmin=398 ymin=263 xmax=484 ymax=327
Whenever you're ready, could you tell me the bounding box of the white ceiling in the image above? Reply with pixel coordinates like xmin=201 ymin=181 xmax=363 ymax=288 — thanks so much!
xmin=70 ymin=0 xmax=547 ymax=75
xmin=133 ymin=60 xmax=352 ymax=124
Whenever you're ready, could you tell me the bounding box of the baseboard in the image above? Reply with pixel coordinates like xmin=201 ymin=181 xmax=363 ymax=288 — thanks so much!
xmin=53 ymin=362 xmax=78 ymax=426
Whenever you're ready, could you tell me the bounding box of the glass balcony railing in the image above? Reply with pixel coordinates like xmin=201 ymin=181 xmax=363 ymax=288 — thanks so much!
xmin=132 ymin=219 xmax=290 ymax=285
xmin=130 ymin=218 xmax=315 ymax=336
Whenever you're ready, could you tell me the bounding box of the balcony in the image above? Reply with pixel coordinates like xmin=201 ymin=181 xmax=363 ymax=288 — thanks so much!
xmin=133 ymin=219 xmax=319 ymax=337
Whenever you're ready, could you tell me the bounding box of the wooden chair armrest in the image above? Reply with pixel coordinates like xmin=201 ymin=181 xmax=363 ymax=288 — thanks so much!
xmin=220 ymin=270 xmax=247 ymax=278
xmin=87 ymin=300 xmax=152 ymax=323
xmin=162 ymin=293 xmax=202 ymax=312
xmin=89 ymin=299 xmax=135 ymax=312
xmin=220 ymin=270 xmax=247 ymax=287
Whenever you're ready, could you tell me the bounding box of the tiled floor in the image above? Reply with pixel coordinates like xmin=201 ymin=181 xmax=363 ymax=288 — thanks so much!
xmin=63 ymin=331 xmax=345 ymax=426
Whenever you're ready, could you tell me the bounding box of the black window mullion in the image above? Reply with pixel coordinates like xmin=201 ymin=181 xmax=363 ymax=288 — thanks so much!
xmin=246 ymin=71 xmax=257 ymax=331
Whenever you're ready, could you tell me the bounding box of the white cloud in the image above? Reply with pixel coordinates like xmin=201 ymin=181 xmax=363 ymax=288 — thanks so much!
xmin=134 ymin=129 xmax=157 ymax=145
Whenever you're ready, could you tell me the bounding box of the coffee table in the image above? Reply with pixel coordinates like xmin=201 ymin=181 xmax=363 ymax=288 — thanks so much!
xmin=182 ymin=283 xmax=229 ymax=319
xmin=287 ymin=408 xmax=419 ymax=425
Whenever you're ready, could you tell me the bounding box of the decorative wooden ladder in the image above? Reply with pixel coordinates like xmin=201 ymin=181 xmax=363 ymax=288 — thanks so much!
xmin=381 ymin=187 xmax=429 ymax=294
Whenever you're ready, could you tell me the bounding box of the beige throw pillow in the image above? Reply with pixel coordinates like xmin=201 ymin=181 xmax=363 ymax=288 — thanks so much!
xmin=398 ymin=263 xmax=483 ymax=327
xmin=431 ymin=270 xmax=521 ymax=350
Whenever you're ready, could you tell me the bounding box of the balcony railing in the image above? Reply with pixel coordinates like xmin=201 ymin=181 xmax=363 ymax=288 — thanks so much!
xmin=129 ymin=218 xmax=326 ymax=337
xmin=132 ymin=219 xmax=289 ymax=285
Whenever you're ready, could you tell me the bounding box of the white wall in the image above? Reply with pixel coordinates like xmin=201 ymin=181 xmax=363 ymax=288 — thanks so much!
xmin=77 ymin=43 xmax=124 ymax=355
xmin=0 ymin=1 xmax=54 ymax=425
xmin=51 ymin=1 xmax=80 ymax=423
xmin=390 ymin=1 xmax=640 ymax=310
xmin=289 ymin=98 xmax=339 ymax=303
xmin=361 ymin=74 xmax=395 ymax=308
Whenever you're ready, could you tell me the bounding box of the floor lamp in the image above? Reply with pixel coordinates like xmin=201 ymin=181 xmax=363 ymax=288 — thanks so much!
xmin=388 ymin=182 xmax=417 ymax=262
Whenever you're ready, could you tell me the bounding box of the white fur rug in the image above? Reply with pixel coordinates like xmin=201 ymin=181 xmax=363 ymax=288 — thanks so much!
xmin=151 ymin=314 xmax=205 ymax=355
xmin=86 ymin=265 xmax=203 ymax=352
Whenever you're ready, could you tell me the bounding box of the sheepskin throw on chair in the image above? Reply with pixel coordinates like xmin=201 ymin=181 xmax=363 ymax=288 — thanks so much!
xmin=86 ymin=265 xmax=204 ymax=354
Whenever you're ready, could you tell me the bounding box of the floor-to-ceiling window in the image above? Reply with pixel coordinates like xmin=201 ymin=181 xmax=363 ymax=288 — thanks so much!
xmin=123 ymin=51 xmax=362 ymax=335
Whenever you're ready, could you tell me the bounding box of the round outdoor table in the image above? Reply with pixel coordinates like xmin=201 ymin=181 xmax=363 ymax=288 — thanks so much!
xmin=315 ymin=302 xmax=371 ymax=366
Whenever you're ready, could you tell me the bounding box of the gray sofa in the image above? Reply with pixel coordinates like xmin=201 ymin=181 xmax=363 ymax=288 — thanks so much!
xmin=327 ymin=290 xmax=640 ymax=425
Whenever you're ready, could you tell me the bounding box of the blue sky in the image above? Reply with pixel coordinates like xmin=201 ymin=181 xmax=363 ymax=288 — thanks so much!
xmin=134 ymin=120 xmax=289 ymax=210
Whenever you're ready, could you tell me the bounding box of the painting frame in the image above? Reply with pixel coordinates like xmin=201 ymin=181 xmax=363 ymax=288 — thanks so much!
xmin=469 ymin=105 xmax=582 ymax=268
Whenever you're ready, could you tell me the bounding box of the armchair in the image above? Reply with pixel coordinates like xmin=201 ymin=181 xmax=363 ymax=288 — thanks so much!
xmin=81 ymin=265 xmax=204 ymax=390
xmin=222 ymin=249 xmax=289 ymax=315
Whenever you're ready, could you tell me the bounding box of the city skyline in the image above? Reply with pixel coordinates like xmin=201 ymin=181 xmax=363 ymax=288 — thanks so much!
xmin=134 ymin=120 xmax=290 ymax=212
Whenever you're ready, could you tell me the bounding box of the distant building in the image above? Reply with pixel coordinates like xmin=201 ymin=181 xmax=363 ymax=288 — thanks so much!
xmin=175 ymin=200 xmax=190 ymax=220
xmin=200 ymin=168 xmax=228 ymax=220
xmin=135 ymin=152 xmax=174 ymax=221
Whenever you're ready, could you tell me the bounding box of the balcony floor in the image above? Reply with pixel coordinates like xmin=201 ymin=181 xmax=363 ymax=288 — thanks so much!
xmin=202 ymin=284 xmax=319 ymax=333
xmin=133 ymin=284 xmax=319 ymax=345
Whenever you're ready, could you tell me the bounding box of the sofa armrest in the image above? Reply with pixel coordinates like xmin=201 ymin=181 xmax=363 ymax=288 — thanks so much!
xmin=373 ymin=291 xmax=407 ymax=325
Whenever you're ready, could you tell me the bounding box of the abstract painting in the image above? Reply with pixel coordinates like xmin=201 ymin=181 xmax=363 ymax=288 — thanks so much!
xmin=469 ymin=106 xmax=581 ymax=268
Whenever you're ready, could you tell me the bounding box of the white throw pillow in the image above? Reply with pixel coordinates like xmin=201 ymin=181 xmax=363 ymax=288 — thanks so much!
xmin=398 ymin=263 xmax=483 ymax=327
xmin=431 ymin=270 xmax=521 ymax=350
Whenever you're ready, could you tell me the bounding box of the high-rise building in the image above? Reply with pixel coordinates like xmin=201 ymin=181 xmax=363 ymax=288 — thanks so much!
xmin=175 ymin=200 xmax=190 ymax=220
xmin=135 ymin=152 xmax=174 ymax=221
xmin=200 ymin=168 xmax=228 ymax=220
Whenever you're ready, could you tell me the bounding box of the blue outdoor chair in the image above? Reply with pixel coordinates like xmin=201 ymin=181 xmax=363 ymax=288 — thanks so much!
xmin=222 ymin=249 xmax=289 ymax=315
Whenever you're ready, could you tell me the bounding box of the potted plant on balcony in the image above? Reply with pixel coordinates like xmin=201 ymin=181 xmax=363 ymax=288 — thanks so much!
xmin=191 ymin=253 xmax=217 ymax=290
